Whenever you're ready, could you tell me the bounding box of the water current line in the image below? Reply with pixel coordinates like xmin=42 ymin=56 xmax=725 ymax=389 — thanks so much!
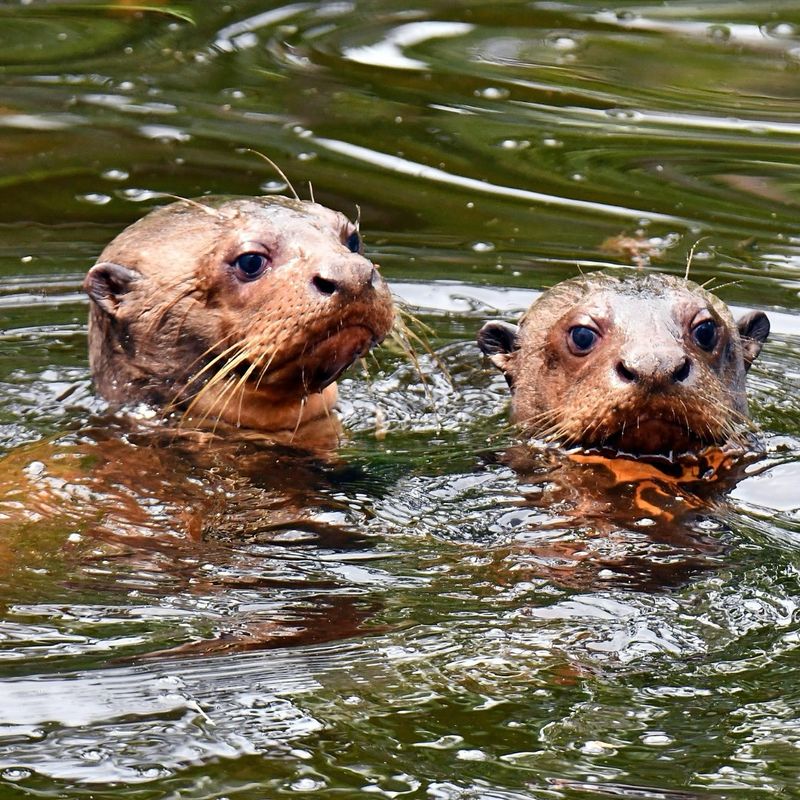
xmin=311 ymin=136 xmax=691 ymax=225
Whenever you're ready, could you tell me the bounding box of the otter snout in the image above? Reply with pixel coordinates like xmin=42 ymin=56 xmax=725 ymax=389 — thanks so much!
xmin=310 ymin=257 xmax=379 ymax=300
xmin=615 ymin=347 xmax=692 ymax=388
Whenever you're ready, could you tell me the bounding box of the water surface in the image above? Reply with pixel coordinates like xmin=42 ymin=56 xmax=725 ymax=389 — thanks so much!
xmin=1 ymin=2 xmax=799 ymax=798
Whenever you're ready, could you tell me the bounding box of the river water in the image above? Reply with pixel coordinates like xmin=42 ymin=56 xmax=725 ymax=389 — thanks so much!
xmin=1 ymin=2 xmax=799 ymax=798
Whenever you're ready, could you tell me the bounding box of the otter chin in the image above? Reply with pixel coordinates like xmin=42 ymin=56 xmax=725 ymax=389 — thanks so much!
xmin=478 ymin=271 xmax=770 ymax=457
xmin=83 ymin=195 xmax=394 ymax=433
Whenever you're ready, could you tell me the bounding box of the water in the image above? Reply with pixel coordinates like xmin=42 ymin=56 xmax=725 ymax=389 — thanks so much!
xmin=1 ymin=1 xmax=799 ymax=797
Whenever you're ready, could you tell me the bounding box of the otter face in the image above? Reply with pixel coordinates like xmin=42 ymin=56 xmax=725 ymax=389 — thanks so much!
xmin=83 ymin=196 xmax=394 ymax=430
xmin=479 ymin=272 xmax=769 ymax=456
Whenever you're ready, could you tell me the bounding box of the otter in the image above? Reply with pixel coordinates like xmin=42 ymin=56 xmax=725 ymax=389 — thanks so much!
xmin=83 ymin=195 xmax=394 ymax=434
xmin=478 ymin=271 xmax=770 ymax=457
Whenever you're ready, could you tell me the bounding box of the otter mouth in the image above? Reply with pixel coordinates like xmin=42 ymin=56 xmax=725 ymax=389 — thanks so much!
xmin=300 ymin=324 xmax=380 ymax=392
xmin=590 ymin=416 xmax=714 ymax=458
xmin=250 ymin=324 xmax=381 ymax=394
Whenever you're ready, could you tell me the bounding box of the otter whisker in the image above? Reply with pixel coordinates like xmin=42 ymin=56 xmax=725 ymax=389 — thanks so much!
xmin=684 ymin=236 xmax=709 ymax=280
xmin=182 ymin=345 xmax=254 ymax=419
xmin=243 ymin=149 xmax=300 ymax=201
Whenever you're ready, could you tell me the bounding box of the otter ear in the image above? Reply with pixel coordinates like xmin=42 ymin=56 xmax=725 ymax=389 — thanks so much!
xmin=478 ymin=321 xmax=520 ymax=384
xmin=737 ymin=310 xmax=770 ymax=371
xmin=83 ymin=262 xmax=140 ymax=317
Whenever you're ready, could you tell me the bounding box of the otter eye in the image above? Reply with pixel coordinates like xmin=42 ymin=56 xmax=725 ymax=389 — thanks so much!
xmin=692 ymin=319 xmax=718 ymax=351
xmin=233 ymin=252 xmax=269 ymax=280
xmin=346 ymin=231 xmax=362 ymax=253
xmin=568 ymin=325 xmax=599 ymax=353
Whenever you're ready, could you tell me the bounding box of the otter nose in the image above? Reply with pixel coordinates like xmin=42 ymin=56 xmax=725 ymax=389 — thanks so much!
xmin=616 ymin=349 xmax=691 ymax=386
xmin=311 ymin=258 xmax=377 ymax=299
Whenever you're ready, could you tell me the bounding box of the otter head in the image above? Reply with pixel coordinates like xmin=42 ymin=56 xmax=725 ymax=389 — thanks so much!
xmin=83 ymin=196 xmax=394 ymax=432
xmin=478 ymin=271 xmax=769 ymax=456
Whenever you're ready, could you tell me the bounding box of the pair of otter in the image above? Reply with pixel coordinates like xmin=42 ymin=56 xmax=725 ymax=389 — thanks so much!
xmin=85 ymin=195 xmax=770 ymax=457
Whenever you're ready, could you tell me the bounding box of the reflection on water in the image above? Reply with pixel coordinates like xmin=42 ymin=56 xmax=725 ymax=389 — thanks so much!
xmin=0 ymin=1 xmax=799 ymax=797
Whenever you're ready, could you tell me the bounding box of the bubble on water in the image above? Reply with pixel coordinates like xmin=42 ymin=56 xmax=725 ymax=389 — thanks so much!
xmin=77 ymin=193 xmax=112 ymax=205
xmin=297 ymin=151 xmax=317 ymax=161
xmin=606 ymin=108 xmax=639 ymax=120
xmin=2 ymin=769 xmax=31 ymax=781
xmin=642 ymin=732 xmax=673 ymax=746
xmin=260 ymin=180 xmax=288 ymax=193
xmin=291 ymin=777 xmax=326 ymax=791
xmin=499 ymin=138 xmax=530 ymax=150
xmin=707 ymin=24 xmax=731 ymax=42
xmin=549 ymin=35 xmax=578 ymax=51
xmin=101 ymin=168 xmax=129 ymax=181
xmin=119 ymin=188 xmax=165 ymax=202
xmin=542 ymin=137 xmax=562 ymax=147
xmin=476 ymin=86 xmax=509 ymax=100
xmin=471 ymin=241 xmax=495 ymax=253
xmin=571 ymin=173 xmax=584 ymax=182
xmin=20 ymin=255 xmax=33 ymax=263
xmin=616 ymin=10 xmax=637 ymax=22
xmin=138 ymin=124 xmax=191 ymax=142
